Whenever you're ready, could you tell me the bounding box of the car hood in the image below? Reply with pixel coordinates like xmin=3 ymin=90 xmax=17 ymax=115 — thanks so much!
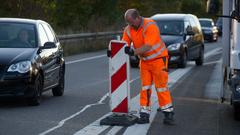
xmin=161 ymin=35 xmax=183 ymax=46
xmin=201 ymin=27 xmax=212 ymax=31
xmin=0 ymin=48 xmax=37 ymax=65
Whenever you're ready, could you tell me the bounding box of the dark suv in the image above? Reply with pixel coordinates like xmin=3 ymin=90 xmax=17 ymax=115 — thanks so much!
xmin=130 ymin=14 xmax=204 ymax=68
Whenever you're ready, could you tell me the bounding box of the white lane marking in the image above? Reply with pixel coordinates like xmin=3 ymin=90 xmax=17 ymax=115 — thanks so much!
xmin=106 ymin=126 xmax=123 ymax=135
xmin=130 ymin=76 xmax=140 ymax=83
xmin=66 ymin=54 xmax=106 ymax=65
xmin=73 ymin=77 xmax=140 ymax=135
xmin=38 ymin=77 xmax=139 ymax=135
xmin=203 ymin=60 xmax=221 ymax=66
xmin=204 ymin=60 xmax=222 ymax=99
xmin=38 ymin=93 xmax=109 ymax=135
xmin=73 ymin=113 xmax=110 ymax=135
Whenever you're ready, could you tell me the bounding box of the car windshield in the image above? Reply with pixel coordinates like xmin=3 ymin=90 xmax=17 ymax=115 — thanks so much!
xmin=199 ymin=20 xmax=212 ymax=27
xmin=0 ymin=22 xmax=37 ymax=48
xmin=155 ymin=20 xmax=184 ymax=36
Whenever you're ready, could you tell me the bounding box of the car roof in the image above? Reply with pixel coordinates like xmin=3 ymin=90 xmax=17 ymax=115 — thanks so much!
xmin=0 ymin=18 xmax=47 ymax=25
xmin=198 ymin=18 xmax=213 ymax=22
xmin=151 ymin=13 xmax=193 ymax=21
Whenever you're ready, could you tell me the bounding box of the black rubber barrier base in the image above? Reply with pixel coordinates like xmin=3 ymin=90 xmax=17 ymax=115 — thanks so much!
xmin=100 ymin=113 xmax=138 ymax=126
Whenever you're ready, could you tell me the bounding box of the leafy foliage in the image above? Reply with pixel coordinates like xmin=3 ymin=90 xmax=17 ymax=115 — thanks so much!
xmin=0 ymin=0 xmax=220 ymax=33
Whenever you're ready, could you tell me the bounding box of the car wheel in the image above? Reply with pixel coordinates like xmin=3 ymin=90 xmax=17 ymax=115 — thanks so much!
xmin=27 ymin=74 xmax=43 ymax=106
xmin=234 ymin=104 xmax=240 ymax=120
xmin=52 ymin=67 xmax=65 ymax=96
xmin=178 ymin=51 xmax=187 ymax=68
xmin=195 ymin=47 xmax=204 ymax=66
xmin=214 ymin=33 xmax=218 ymax=42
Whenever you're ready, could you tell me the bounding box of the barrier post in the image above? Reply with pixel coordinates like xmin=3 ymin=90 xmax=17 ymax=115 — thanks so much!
xmin=100 ymin=40 xmax=138 ymax=126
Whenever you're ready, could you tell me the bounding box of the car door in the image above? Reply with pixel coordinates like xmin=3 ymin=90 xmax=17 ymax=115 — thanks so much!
xmin=38 ymin=23 xmax=60 ymax=90
xmin=184 ymin=20 xmax=195 ymax=59
xmin=188 ymin=17 xmax=200 ymax=59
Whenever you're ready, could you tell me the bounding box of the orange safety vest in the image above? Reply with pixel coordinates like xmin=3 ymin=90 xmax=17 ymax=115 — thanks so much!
xmin=122 ymin=18 xmax=168 ymax=61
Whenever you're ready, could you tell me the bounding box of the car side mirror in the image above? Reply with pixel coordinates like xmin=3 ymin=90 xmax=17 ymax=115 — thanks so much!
xmin=42 ymin=42 xmax=56 ymax=49
xmin=186 ymin=26 xmax=194 ymax=35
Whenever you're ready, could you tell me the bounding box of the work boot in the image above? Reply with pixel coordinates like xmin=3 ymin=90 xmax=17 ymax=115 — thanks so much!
xmin=163 ymin=112 xmax=175 ymax=125
xmin=137 ymin=112 xmax=150 ymax=124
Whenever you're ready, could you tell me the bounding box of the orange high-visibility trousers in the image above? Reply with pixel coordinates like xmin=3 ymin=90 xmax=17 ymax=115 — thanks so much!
xmin=139 ymin=57 xmax=173 ymax=114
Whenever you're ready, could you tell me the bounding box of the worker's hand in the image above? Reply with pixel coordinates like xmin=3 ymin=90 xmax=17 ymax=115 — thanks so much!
xmin=107 ymin=50 xmax=111 ymax=57
xmin=124 ymin=46 xmax=134 ymax=56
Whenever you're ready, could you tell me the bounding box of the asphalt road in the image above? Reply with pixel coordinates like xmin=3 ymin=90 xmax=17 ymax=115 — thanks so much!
xmin=0 ymin=38 xmax=239 ymax=135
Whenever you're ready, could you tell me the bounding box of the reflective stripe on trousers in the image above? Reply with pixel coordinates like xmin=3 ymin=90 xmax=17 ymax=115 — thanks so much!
xmin=156 ymin=87 xmax=168 ymax=92
xmin=161 ymin=103 xmax=174 ymax=112
xmin=140 ymin=106 xmax=151 ymax=114
xmin=142 ymin=85 xmax=152 ymax=91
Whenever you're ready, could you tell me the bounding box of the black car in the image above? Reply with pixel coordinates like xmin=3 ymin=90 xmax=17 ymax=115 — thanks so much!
xmin=0 ymin=18 xmax=65 ymax=105
xmin=130 ymin=14 xmax=204 ymax=68
xmin=199 ymin=18 xmax=218 ymax=42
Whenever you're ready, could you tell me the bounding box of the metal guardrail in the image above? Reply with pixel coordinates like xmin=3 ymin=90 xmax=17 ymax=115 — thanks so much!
xmin=58 ymin=31 xmax=123 ymax=40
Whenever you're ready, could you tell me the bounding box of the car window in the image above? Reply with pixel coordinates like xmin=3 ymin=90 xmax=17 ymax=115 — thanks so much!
xmin=42 ymin=23 xmax=56 ymax=43
xmin=189 ymin=17 xmax=200 ymax=33
xmin=0 ymin=22 xmax=37 ymax=48
xmin=184 ymin=21 xmax=191 ymax=32
xmin=155 ymin=20 xmax=184 ymax=36
xmin=48 ymin=25 xmax=59 ymax=42
xmin=38 ymin=24 xmax=49 ymax=46
xmin=199 ymin=20 xmax=212 ymax=27
xmin=192 ymin=16 xmax=202 ymax=31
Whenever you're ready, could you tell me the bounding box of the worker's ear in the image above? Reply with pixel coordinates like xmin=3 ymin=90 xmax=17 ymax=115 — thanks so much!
xmin=206 ymin=0 xmax=219 ymax=15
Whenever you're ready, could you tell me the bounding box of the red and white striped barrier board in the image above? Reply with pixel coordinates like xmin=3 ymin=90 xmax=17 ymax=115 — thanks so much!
xmin=109 ymin=40 xmax=130 ymax=113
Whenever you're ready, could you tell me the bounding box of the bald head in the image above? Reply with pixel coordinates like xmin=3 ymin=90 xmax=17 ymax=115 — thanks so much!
xmin=124 ymin=9 xmax=140 ymax=21
xmin=124 ymin=9 xmax=142 ymax=30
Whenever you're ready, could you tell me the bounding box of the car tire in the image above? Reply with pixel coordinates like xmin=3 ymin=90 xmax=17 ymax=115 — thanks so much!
xmin=234 ymin=104 xmax=240 ymax=120
xmin=195 ymin=47 xmax=204 ymax=66
xmin=27 ymin=74 xmax=43 ymax=106
xmin=214 ymin=34 xmax=218 ymax=42
xmin=52 ymin=67 xmax=65 ymax=96
xmin=178 ymin=51 xmax=187 ymax=68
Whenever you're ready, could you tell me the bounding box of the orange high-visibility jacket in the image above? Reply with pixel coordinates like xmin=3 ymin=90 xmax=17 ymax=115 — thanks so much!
xmin=122 ymin=18 xmax=168 ymax=61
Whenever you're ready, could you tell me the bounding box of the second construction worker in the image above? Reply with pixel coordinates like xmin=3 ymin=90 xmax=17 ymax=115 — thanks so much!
xmin=122 ymin=9 xmax=175 ymax=125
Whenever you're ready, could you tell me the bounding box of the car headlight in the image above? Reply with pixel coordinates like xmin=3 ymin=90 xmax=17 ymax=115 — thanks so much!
xmin=236 ymin=85 xmax=240 ymax=93
xmin=7 ymin=61 xmax=32 ymax=73
xmin=167 ymin=43 xmax=181 ymax=51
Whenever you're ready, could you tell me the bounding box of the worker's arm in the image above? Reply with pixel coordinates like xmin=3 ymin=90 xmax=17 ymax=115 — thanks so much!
xmin=124 ymin=44 xmax=151 ymax=56
xmin=122 ymin=26 xmax=131 ymax=46
xmin=134 ymin=45 xmax=152 ymax=56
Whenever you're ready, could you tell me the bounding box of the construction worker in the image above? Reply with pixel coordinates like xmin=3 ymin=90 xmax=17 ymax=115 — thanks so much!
xmin=122 ymin=9 xmax=175 ymax=125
